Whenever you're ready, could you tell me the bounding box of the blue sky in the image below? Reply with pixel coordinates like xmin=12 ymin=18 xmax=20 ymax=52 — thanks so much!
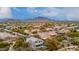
xmin=0 ymin=7 xmax=79 ymax=21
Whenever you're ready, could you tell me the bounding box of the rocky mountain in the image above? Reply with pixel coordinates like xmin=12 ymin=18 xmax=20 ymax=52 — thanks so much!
xmin=0 ymin=19 xmax=16 ymax=22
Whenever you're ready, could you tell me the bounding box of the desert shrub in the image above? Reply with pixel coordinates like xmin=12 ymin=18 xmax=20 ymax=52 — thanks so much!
xmin=70 ymin=37 xmax=79 ymax=45
xmin=67 ymin=30 xmax=79 ymax=37
xmin=55 ymin=35 xmax=64 ymax=42
xmin=14 ymin=37 xmax=27 ymax=48
xmin=0 ymin=42 xmax=10 ymax=48
xmin=44 ymin=36 xmax=59 ymax=51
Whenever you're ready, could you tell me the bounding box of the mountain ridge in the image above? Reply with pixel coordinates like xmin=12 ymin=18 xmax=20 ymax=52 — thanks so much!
xmin=0 ymin=17 xmax=79 ymax=22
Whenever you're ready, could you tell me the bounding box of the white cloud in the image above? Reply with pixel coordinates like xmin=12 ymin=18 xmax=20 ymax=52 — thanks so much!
xmin=26 ymin=7 xmax=79 ymax=21
xmin=39 ymin=8 xmax=63 ymax=17
xmin=26 ymin=7 xmax=39 ymax=14
xmin=61 ymin=8 xmax=79 ymax=21
xmin=26 ymin=7 xmax=63 ymax=18
xmin=0 ymin=7 xmax=12 ymax=19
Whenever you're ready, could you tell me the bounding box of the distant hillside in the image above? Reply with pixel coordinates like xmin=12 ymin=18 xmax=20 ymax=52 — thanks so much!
xmin=0 ymin=19 xmax=16 ymax=22
xmin=25 ymin=17 xmax=54 ymax=22
xmin=0 ymin=17 xmax=79 ymax=22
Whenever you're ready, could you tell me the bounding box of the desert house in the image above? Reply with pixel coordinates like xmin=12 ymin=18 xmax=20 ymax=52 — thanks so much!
xmin=26 ymin=37 xmax=45 ymax=49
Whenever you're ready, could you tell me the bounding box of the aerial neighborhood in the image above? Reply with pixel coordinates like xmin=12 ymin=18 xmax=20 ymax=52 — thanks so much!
xmin=0 ymin=18 xmax=79 ymax=51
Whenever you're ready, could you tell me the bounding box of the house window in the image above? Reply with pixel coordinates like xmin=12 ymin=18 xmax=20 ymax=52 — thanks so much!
xmin=39 ymin=41 xmax=42 ymax=43
xmin=36 ymin=44 xmax=43 ymax=47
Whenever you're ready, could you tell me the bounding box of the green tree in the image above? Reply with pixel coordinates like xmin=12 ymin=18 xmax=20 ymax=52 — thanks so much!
xmin=0 ymin=42 xmax=10 ymax=48
xmin=44 ymin=36 xmax=59 ymax=51
xmin=43 ymin=23 xmax=54 ymax=27
xmin=70 ymin=37 xmax=79 ymax=45
xmin=67 ymin=31 xmax=79 ymax=37
xmin=14 ymin=37 xmax=25 ymax=48
xmin=55 ymin=35 xmax=64 ymax=42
